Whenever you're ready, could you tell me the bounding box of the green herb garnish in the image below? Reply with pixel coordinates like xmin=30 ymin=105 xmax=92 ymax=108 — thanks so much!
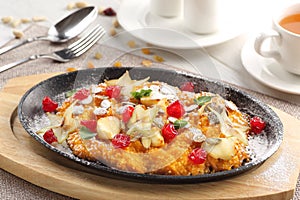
xmin=174 ymin=120 xmax=188 ymax=129
xmin=79 ymin=126 xmax=97 ymax=140
xmin=194 ymin=96 xmax=212 ymax=106
xmin=65 ymin=89 xmax=77 ymax=98
xmin=131 ymin=89 xmax=152 ymax=99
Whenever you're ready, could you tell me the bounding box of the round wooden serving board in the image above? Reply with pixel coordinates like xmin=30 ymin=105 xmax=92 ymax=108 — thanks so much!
xmin=0 ymin=73 xmax=299 ymax=200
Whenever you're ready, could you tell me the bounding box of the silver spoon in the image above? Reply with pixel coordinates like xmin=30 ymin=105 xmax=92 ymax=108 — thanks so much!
xmin=0 ymin=6 xmax=97 ymax=55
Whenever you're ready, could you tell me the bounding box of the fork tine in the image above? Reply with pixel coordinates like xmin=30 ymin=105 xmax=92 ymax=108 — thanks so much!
xmin=72 ymin=28 xmax=105 ymax=56
xmin=68 ymin=25 xmax=103 ymax=50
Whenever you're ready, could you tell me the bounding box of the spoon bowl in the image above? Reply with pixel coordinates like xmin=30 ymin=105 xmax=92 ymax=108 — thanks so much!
xmin=0 ymin=6 xmax=98 ymax=54
xmin=46 ymin=6 xmax=98 ymax=42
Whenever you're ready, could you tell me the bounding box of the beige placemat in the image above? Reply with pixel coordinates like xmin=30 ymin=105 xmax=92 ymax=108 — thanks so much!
xmin=0 ymin=24 xmax=299 ymax=200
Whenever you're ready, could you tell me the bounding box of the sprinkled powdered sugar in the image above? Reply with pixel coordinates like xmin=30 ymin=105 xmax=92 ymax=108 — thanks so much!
xmin=247 ymin=143 xmax=297 ymax=189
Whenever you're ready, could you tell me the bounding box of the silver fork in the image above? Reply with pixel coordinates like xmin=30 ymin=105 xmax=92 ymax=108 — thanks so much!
xmin=0 ymin=24 xmax=105 ymax=73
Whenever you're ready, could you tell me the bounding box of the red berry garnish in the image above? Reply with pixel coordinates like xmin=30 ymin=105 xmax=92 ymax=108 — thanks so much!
xmin=162 ymin=123 xmax=178 ymax=143
xmin=167 ymin=100 xmax=185 ymax=119
xmin=188 ymin=148 xmax=207 ymax=164
xmin=180 ymin=82 xmax=195 ymax=92
xmin=111 ymin=133 xmax=131 ymax=148
xmin=80 ymin=120 xmax=97 ymax=133
xmin=122 ymin=106 xmax=135 ymax=123
xmin=74 ymin=88 xmax=90 ymax=100
xmin=42 ymin=96 xmax=58 ymax=112
xmin=43 ymin=129 xmax=58 ymax=144
xmin=103 ymin=7 xmax=116 ymax=16
xmin=250 ymin=116 xmax=266 ymax=134
xmin=105 ymin=86 xmax=121 ymax=99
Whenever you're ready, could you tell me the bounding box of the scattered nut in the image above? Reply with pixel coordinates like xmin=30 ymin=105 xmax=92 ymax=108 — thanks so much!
xmin=94 ymin=52 xmax=102 ymax=60
xmin=21 ymin=18 xmax=31 ymax=23
xmin=10 ymin=19 xmax=21 ymax=28
xmin=112 ymin=18 xmax=119 ymax=28
xmin=113 ymin=61 xmax=122 ymax=67
xmin=32 ymin=16 xmax=47 ymax=22
xmin=2 ymin=16 xmax=13 ymax=24
xmin=153 ymin=55 xmax=164 ymax=62
xmin=66 ymin=67 xmax=77 ymax=72
xmin=141 ymin=60 xmax=152 ymax=67
xmin=141 ymin=48 xmax=151 ymax=55
xmin=110 ymin=28 xmax=117 ymax=36
xmin=67 ymin=3 xmax=75 ymax=10
xmin=12 ymin=30 xmax=24 ymax=39
xmin=127 ymin=40 xmax=136 ymax=48
xmin=75 ymin=1 xmax=88 ymax=8
xmin=87 ymin=61 xmax=95 ymax=68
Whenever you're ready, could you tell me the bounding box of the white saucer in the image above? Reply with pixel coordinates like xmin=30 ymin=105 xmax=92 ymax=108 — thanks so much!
xmin=241 ymin=36 xmax=300 ymax=95
xmin=117 ymin=0 xmax=247 ymax=49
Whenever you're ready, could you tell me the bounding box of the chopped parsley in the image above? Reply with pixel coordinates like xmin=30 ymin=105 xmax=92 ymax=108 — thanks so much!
xmin=65 ymin=89 xmax=77 ymax=98
xmin=131 ymin=89 xmax=152 ymax=100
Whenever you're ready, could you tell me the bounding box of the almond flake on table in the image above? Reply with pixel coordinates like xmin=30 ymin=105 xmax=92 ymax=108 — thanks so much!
xmin=127 ymin=40 xmax=136 ymax=48
xmin=141 ymin=60 xmax=153 ymax=67
xmin=21 ymin=18 xmax=31 ymax=23
xmin=1 ymin=16 xmax=13 ymax=24
xmin=66 ymin=3 xmax=75 ymax=10
xmin=112 ymin=18 xmax=120 ymax=28
xmin=10 ymin=19 xmax=21 ymax=28
xmin=12 ymin=30 xmax=24 ymax=39
xmin=32 ymin=16 xmax=47 ymax=22
xmin=75 ymin=1 xmax=89 ymax=8
xmin=141 ymin=48 xmax=151 ymax=55
xmin=87 ymin=61 xmax=95 ymax=69
xmin=113 ymin=61 xmax=122 ymax=68
xmin=94 ymin=52 xmax=102 ymax=60
xmin=110 ymin=28 xmax=117 ymax=36
xmin=153 ymin=55 xmax=164 ymax=62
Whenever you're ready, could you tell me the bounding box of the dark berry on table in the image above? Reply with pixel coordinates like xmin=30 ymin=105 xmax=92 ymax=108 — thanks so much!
xmin=103 ymin=7 xmax=116 ymax=16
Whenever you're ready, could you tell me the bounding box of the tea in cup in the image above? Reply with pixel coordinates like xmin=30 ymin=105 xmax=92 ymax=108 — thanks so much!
xmin=254 ymin=3 xmax=300 ymax=75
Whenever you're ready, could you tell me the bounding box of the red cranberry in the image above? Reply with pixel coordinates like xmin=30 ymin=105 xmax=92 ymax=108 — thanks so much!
xmin=250 ymin=116 xmax=266 ymax=134
xmin=188 ymin=148 xmax=207 ymax=164
xmin=43 ymin=129 xmax=58 ymax=144
xmin=167 ymin=100 xmax=185 ymax=119
xmin=112 ymin=134 xmax=130 ymax=148
xmin=162 ymin=123 xmax=178 ymax=143
xmin=42 ymin=96 xmax=58 ymax=112
xmin=105 ymin=86 xmax=121 ymax=99
xmin=122 ymin=106 xmax=135 ymax=123
xmin=80 ymin=120 xmax=97 ymax=133
xmin=74 ymin=88 xmax=90 ymax=100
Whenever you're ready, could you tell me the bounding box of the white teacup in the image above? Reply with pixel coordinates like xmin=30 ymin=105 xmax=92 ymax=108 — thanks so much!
xmin=184 ymin=0 xmax=220 ymax=34
xmin=150 ymin=0 xmax=183 ymax=18
xmin=254 ymin=3 xmax=300 ymax=75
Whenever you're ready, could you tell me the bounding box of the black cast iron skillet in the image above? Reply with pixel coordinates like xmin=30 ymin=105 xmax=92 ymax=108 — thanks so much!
xmin=18 ymin=67 xmax=283 ymax=184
